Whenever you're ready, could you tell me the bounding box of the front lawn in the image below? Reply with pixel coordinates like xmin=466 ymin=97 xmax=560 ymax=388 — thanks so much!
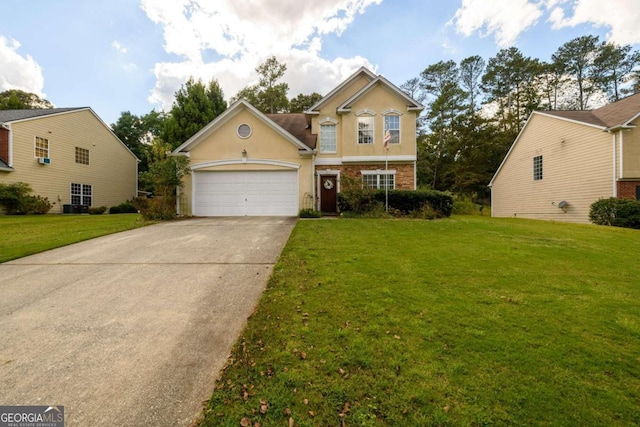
xmin=0 ymin=214 xmax=148 ymax=263
xmin=201 ymin=216 xmax=640 ymax=426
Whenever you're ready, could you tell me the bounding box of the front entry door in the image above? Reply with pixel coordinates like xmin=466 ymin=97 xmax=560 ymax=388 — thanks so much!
xmin=320 ymin=176 xmax=337 ymax=213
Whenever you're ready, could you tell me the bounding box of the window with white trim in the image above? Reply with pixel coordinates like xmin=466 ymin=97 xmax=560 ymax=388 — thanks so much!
xmin=362 ymin=171 xmax=395 ymax=190
xmin=320 ymin=123 xmax=336 ymax=153
xmin=35 ymin=136 xmax=49 ymax=158
xmin=533 ymin=155 xmax=543 ymax=181
xmin=71 ymin=183 xmax=92 ymax=206
xmin=357 ymin=116 xmax=374 ymax=144
xmin=384 ymin=115 xmax=400 ymax=144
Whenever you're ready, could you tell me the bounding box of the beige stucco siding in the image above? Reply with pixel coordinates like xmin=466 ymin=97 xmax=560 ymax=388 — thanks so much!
xmin=491 ymin=113 xmax=613 ymax=223
xmin=0 ymin=110 xmax=138 ymax=213
xmin=178 ymin=109 xmax=313 ymax=216
xmin=313 ymin=83 xmax=417 ymax=162
xmin=310 ymin=74 xmax=371 ymax=136
xmin=340 ymin=85 xmax=417 ymax=158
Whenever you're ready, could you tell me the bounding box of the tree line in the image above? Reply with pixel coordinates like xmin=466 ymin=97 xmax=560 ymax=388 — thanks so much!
xmin=408 ymin=35 xmax=640 ymax=199
xmin=2 ymin=36 xmax=639 ymax=201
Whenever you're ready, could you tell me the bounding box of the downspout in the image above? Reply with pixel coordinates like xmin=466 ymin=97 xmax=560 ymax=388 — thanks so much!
xmin=414 ymin=160 xmax=417 ymax=189
xmin=619 ymin=129 xmax=624 ymax=179
xmin=612 ymin=132 xmax=617 ymax=197
xmin=311 ymin=153 xmax=316 ymax=211
xmin=7 ymin=124 xmax=13 ymax=166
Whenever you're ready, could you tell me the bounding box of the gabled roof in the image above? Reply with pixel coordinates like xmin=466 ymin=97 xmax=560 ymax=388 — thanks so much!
xmin=266 ymin=113 xmax=316 ymax=149
xmin=0 ymin=107 xmax=139 ymax=162
xmin=0 ymin=108 xmax=86 ymax=124
xmin=536 ymin=92 xmax=640 ymax=130
xmin=304 ymin=67 xmax=377 ymax=114
xmin=337 ymin=74 xmax=424 ymax=114
xmin=172 ymin=99 xmax=314 ymax=154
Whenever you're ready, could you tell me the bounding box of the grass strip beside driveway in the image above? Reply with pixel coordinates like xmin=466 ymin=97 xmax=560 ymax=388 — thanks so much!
xmin=0 ymin=214 xmax=149 ymax=263
xmin=201 ymin=216 xmax=640 ymax=426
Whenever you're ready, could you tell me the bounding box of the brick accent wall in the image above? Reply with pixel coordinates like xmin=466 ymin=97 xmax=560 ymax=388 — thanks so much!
xmin=0 ymin=128 xmax=9 ymax=164
xmin=617 ymin=180 xmax=640 ymax=200
xmin=316 ymin=162 xmax=415 ymax=190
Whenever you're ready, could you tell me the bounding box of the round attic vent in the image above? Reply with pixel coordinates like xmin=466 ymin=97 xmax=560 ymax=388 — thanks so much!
xmin=237 ymin=123 xmax=252 ymax=139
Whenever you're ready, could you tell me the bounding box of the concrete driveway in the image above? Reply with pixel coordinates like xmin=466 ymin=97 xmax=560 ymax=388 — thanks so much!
xmin=0 ymin=217 xmax=296 ymax=426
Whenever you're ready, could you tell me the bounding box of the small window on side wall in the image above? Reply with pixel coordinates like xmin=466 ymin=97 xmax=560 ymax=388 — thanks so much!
xmin=533 ymin=155 xmax=543 ymax=181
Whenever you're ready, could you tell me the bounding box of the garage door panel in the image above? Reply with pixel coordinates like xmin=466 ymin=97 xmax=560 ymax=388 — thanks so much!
xmin=194 ymin=171 xmax=298 ymax=216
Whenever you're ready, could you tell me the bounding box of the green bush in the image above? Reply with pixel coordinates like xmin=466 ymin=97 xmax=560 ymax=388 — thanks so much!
xmin=338 ymin=188 xmax=453 ymax=218
xmin=134 ymin=197 xmax=175 ymax=221
xmin=0 ymin=182 xmax=52 ymax=214
xmin=109 ymin=201 xmax=138 ymax=214
xmin=299 ymin=208 xmax=322 ymax=218
xmin=89 ymin=206 xmax=107 ymax=215
xmin=589 ymin=197 xmax=640 ymax=229
xmin=453 ymin=196 xmax=487 ymax=215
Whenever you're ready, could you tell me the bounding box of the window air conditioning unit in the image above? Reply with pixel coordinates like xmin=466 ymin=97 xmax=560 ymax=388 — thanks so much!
xmin=38 ymin=157 xmax=51 ymax=165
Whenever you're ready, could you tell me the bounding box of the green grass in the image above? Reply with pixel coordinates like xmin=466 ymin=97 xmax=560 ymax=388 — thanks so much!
xmin=200 ymin=216 xmax=640 ymax=426
xmin=0 ymin=214 xmax=149 ymax=263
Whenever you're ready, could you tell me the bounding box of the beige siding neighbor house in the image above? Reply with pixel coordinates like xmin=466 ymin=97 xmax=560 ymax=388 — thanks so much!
xmin=0 ymin=108 xmax=138 ymax=213
xmin=172 ymin=67 xmax=423 ymax=216
xmin=489 ymin=93 xmax=640 ymax=224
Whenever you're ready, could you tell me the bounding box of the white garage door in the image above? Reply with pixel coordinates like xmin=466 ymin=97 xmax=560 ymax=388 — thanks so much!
xmin=194 ymin=170 xmax=298 ymax=216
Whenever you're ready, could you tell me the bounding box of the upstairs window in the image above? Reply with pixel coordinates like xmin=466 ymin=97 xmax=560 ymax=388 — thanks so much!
xmin=35 ymin=136 xmax=49 ymax=158
xmin=384 ymin=115 xmax=400 ymax=144
xmin=320 ymin=123 xmax=337 ymax=153
xmin=75 ymin=147 xmax=90 ymax=165
xmin=533 ymin=155 xmax=543 ymax=181
xmin=357 ymin=116 xmax=374 ymax=144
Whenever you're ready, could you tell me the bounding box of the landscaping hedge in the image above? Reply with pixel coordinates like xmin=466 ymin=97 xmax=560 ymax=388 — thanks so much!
xmin=589 ymin=197 xmax=640 ymax=229
xmin=338 ymin=189 xmax=453 ymax=217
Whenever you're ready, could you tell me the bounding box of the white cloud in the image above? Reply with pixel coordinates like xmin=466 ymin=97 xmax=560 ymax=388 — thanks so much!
xmin=0 ymin=36 xmax=45 ymax=96
xmin=140 ymin=0 xmax=381 ymax=111
xmin=112 ymin=40 xmax=128 ymax=54
xmin=450 ymin=0 xmax=543 ymax=47
xmin=548 ymin=0 xmax=640 ymax=45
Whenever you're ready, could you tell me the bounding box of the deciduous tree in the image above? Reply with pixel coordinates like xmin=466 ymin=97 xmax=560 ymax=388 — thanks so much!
xmin=163 ymin=78 xmax=226 ymax=149
xmin=0 ymin=90 xmax=53 ymax=109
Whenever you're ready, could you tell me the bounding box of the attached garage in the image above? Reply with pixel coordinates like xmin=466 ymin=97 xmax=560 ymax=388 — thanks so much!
xmin=193 ymin=170 xmax=298 ymax=216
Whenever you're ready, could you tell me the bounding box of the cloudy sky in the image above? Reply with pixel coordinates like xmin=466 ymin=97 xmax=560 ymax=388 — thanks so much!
xmin=2 ymin=0 xmax=639 ymax=125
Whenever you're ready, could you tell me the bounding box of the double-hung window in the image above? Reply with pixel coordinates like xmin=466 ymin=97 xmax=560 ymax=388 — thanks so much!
xmin=320 ymin=123 xmax=337 ymax=153
xmin=384 ymin=115 xmax=400 ymax=144
xmin=362 ymin=171 xmax=395 ymax=190
xmin=533 ymin=155 xmax=543 ymax=181
xmin=35 ymin=136 xmax=49 ymax=158
xmin=357 ymin=116 xmax=374 ymax=144
xmin=71 ymin=183 xmax=92 ymax=206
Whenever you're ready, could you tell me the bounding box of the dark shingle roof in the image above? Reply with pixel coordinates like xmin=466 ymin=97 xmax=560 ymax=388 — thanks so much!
xmin=266 ymin=113 xmax=317 ymax=149
xmin=540 ymin=93 xmax=640 ymax=129
xmin=0 ymin=108 xmax=85 ymax=123
xmin=541 ymin=110 xmax=607 ymax=127
xmin=592 ymin=92 xmax=640 ymax=127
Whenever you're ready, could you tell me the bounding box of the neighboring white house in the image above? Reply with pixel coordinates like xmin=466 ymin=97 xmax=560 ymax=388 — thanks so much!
xmin=489 ymin=93 xmax=640 ymax=224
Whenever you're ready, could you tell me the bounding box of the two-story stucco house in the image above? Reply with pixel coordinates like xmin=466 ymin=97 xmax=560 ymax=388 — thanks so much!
xmin=171 ymin=67 xmax=424 ymax=216
xmin=489 ymin=93 xmax=640 ymax=224
xmin=0 ymin=108 xmax=139 ymax=213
